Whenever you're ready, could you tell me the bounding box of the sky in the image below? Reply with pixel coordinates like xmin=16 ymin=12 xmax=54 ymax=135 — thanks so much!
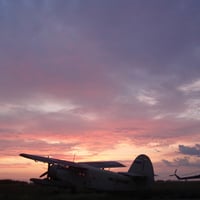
xmin=0 ymin=0 xmax=200 ymax=181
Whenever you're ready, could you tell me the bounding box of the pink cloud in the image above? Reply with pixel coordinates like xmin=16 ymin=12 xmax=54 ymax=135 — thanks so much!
xmin=1 ymin=0 xmax=200 ymax=181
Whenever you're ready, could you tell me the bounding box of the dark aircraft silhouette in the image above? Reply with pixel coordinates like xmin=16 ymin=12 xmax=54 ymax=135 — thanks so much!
xmin=170 ymin=169 xmax=200 ymax=180
xmin=20 ymin=153 xmax=154 ymax=192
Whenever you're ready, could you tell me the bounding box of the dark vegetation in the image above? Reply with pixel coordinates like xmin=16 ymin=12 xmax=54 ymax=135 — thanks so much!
xmin=0 ymin=179 xmax=200 ymax=200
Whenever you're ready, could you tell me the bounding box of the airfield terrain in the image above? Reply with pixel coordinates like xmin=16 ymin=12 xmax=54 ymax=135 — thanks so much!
xmin=0 ymin=179 xmax=200 ymax=200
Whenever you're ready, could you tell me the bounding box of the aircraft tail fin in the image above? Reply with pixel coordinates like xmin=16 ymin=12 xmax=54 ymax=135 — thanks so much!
xmin=128 ymin=154 xmax=154 ymax=187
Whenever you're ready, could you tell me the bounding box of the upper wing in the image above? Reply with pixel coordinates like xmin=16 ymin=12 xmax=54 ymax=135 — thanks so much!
xmin=79 ymin=161 xmax=125 ymax=168
xmin=20 ymin=153 xmax=82 ymax=168
xmin=20 ymin=153 xmax=125 ymax=169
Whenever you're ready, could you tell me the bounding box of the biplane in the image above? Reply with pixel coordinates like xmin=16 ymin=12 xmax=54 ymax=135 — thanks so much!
xmin=20 ymin=153 xmax=154 ymax=192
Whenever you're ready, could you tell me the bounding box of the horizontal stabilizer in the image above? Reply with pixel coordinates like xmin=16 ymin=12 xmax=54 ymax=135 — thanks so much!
xmin=118 ymin=172 xmax=146 ymax=179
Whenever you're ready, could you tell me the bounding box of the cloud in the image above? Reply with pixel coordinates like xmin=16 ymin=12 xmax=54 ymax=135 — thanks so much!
xmin=179 ymin=144 xmax=200 ymax=157
xmin=136 ymin=90 xmax=158 ymax=106
xmin=177 ymin=99 xmax=200 ymax=120
xmin=162 ymin=156 xmax=200 ymax=168
xmin=178 ymin=79 xmax=200 ymax=93
xmin=1 ymin=0 xmax=200 ymax=180
xmin=0 ymin=139 xmax=77 ymax=157
xmin=163 ymin=157 xmax=189 ymax=167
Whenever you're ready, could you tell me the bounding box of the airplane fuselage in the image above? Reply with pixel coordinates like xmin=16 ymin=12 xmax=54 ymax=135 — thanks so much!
xmin=49 ymin=164 xmax=136 ymax=192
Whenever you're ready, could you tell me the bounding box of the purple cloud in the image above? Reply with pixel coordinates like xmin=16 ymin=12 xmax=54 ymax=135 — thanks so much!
xmin=1 ymin=0 xmax=200 ymax=180
xmin=179 ymin=144 xmax=200 ymax=156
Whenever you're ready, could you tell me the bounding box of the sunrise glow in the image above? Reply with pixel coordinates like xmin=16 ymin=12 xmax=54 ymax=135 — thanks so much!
xmin=0 ymin=0 xmax=200 ymax=182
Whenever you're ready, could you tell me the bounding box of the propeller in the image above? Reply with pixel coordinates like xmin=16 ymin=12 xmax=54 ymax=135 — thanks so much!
xmin=39 ymin=163 xmax=51 ymax=179
xmin=40 ymin=171 xmax=48 ymax=178
xmin=169 ymin=169 xmax=177 ymax=177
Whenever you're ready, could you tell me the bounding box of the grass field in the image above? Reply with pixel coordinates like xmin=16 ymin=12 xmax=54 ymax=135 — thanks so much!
xmin=0 ymin=179 xmax=200 ymax=200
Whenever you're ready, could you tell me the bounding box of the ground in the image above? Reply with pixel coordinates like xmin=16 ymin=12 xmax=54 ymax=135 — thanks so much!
xmin=0 ymin=179 xmax=200 ymax=200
